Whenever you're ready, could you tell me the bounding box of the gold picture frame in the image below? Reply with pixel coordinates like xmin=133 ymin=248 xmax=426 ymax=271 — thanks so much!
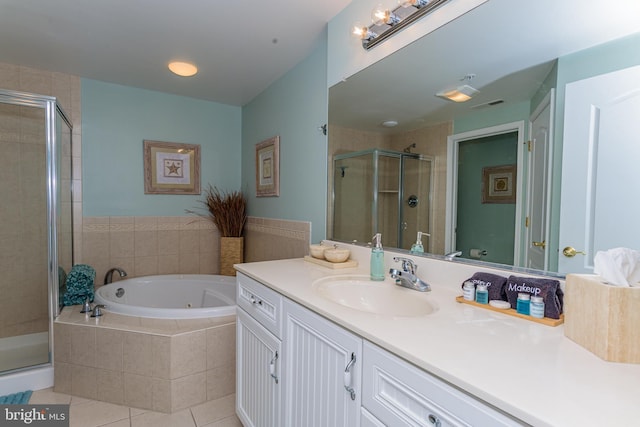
xmin=482 ymin=164 xmax=516 ymax=204
xmin=143 ymin=140 xmax=201 ymax=194
xmin=255 ymin=136 xmax=280 ymax=197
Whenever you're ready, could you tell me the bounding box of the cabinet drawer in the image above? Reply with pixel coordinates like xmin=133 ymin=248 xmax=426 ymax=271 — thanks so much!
xmin=362 ymin=341 xmax=523 ymax=427
xmin=237 ymin=273 xmax=283 ymax=338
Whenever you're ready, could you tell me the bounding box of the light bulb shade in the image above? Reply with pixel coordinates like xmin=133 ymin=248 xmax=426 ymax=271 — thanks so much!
xmin=168 ymin=61 xmax=198 ymax=77
xmin=436 ymin=85 xmax=479 ymax=102
xmin=351 ymin=22 xmax=377 ymax=40
xmin=371 ymin=4 xmax=401 ymax=25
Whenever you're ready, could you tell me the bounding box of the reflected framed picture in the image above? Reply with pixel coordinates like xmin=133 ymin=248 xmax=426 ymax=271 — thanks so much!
xmin=255 ymin=136 xmax=280 ymax=197
xmin=143 ymin=140 xmax=201 ymax=194
xmin=482 ymin=164 xmax=516 ymax=204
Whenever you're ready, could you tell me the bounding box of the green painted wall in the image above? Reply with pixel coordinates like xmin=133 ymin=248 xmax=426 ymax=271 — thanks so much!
xmin=456 ymin=132 xmax=518 ymax=264
xmin=82 ymin=79 xmax=241 ymax=216
xmin=241 ymin=34 xmax=329 ymax=243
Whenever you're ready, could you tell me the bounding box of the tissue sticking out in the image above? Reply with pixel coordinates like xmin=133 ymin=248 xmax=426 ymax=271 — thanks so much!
xmin=593 ymin=247 xmax=640 ymax=287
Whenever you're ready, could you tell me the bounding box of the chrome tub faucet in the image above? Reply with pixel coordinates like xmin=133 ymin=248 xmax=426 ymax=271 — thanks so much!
xmin=389 ymin=257 xmax=431 ymax=292
xmin=104 ymin=267 xmax=127 ymax=285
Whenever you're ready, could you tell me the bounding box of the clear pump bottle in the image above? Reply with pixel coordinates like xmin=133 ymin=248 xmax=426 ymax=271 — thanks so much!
xmin=410 ymin=231 xmax=429 ymax=254
xmin=370 ymin=233 xmax=385 ymax=281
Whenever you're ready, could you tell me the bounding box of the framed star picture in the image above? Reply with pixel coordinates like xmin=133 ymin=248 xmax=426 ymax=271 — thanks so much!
xmin=143 ymin=140 xmax=201 ymax=194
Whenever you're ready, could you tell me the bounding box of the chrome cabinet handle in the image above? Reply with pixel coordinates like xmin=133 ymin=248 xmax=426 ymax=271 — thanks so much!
xmin=428 ymin=414 xmax=441 ymax=427
xmin=269 ymin=351 xmax=279 ymax=384
xmin=343 ymin=352 xmax=356 ymax=401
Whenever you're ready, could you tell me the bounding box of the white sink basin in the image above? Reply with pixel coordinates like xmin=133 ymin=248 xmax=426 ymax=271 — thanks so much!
xmin=312 ymin=275 xmax=436 ymax=317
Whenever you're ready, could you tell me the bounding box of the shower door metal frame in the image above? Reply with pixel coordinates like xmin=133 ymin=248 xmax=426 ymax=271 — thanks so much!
xmin=0 ymin=88 xmax=73 ymax=372
xmin=332 ymin=148 xmax=432 ymax=248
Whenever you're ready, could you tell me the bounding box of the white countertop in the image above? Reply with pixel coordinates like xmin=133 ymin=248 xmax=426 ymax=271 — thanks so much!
xmin=235 ymin=252 xmax=640 ymax=427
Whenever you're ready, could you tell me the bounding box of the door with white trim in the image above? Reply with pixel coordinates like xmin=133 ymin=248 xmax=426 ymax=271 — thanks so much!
xmin=558 ymin=65 xmax=640 ymax=273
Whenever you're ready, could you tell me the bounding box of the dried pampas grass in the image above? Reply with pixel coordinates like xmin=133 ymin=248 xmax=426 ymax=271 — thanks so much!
xmin=188 ymin=185 xmax=247 ymax=237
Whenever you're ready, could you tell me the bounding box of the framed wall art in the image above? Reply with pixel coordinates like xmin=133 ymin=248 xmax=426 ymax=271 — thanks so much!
xmin=482 ymin=164 xmax=516 ymax=204
xmin=255 ymin=136 xmax=280 ymax=197
xmin=143 ymin=140 xmax=201 ymax=194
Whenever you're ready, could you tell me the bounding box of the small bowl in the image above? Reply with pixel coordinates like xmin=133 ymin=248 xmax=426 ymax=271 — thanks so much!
xmin=309 ymin=244 xmax=328 ymax=259
xmin=324 ymin=248 xmax=350 ymax=263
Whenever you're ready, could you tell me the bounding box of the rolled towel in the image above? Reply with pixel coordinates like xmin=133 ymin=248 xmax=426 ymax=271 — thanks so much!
xmin=506 ymin=275 xmax=563 ymax=319
xmin=461 ymin=272 xmax=508 ymax=301
xmin=63 ymin=264 xmax=96 ymax=306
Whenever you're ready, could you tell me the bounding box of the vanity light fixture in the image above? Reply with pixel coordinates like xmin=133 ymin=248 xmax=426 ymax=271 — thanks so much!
xmin=352 ymin=0 xmax=449 ymax=50
xmin=168 ymin=61 xmax=198 ymax=77
xmin=382 ymin=120 xmax=399 ymax=127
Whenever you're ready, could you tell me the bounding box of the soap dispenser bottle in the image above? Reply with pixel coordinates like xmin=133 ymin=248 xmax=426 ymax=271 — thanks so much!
xmin=370 ymin=233 xmax=385 ymax=281
xmin=410 ymin=231 xmax=427 ymax=254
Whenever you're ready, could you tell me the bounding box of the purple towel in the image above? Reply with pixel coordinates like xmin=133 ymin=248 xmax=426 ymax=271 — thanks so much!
xmin=506 ymin=275 xmax=563 ymax=319
xmin=461 ymin=272 xmax=507 ymax=301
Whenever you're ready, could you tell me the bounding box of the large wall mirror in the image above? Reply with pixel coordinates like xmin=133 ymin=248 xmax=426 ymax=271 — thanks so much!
xmin=328 ymin=0 xmax=640 ymax=276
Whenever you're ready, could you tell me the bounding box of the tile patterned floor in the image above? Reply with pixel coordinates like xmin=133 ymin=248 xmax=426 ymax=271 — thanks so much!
xmin=29 ymin=388 xmax=242 ymax=427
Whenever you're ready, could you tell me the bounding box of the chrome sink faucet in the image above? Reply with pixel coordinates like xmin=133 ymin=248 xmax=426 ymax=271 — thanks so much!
xmin=389 ymin=257 xmax=431 ymax=292
xmin=444 ymin=250 xmax=462 ymax=261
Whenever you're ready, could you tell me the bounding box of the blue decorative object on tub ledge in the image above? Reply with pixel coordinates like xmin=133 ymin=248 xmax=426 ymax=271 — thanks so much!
xmin=0 ymin=390 xmax=32 ymax=404
xmin=63 ymin=264 xmax=96 ymax=306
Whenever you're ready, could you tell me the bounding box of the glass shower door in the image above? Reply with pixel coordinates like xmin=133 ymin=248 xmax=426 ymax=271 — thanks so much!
xmin=401 ymin=156 xmax=433 ymax=251
xmin=0 ymin=90 xmax=72 ymax=375
xmin=0 ymin=102 xmax=50 ymax=372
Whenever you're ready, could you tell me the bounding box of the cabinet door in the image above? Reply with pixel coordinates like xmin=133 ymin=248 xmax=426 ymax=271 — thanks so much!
xmin=283 ymin=299 xmax=362 ymax=427
xmin=236 ymin=309 xmax=281 ymax=427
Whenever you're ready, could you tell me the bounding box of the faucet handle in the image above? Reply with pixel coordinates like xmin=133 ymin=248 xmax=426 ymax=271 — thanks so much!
xmin=91 ymin=304 xmax=106 ymax=318
xmin=393 ymin=257 xmax=417 ymax=274
xmin=79 ymin=295 xmax=92 ymax=313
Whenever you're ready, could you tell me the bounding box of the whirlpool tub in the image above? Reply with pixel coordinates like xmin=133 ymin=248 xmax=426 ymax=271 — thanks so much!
xmin=94 ymin=274 xmax=236 ymax=319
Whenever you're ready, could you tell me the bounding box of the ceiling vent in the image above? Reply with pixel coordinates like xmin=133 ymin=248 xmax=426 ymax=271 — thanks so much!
xmin=470 ymin=99 xmax=505 ymax=109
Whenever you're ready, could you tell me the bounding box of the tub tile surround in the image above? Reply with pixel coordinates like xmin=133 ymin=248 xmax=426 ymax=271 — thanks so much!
xmin=244 ymin=216 xmax=311 ymax=262
xmin=82 ymin=215 xmax=310 ymax=285
xmin=54 ymin=307 xmax=236 ymax=413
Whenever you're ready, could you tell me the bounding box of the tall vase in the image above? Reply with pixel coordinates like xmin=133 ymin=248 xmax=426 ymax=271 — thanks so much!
xmin=220 ymin=236 xmax=244 ymax=276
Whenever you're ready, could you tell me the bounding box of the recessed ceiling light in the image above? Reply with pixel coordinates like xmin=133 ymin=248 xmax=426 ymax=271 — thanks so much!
xmin=168 ymin=61 xmax=198 ymax=77
xmin=382 ymin=120 xmax=398 ymax=127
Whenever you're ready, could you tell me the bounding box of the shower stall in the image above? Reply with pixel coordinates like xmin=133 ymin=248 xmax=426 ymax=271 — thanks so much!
xmin=332 ymin=149 xmax=433 ymax=251
xmin=0 ymin=89 xmax=73 ymax=393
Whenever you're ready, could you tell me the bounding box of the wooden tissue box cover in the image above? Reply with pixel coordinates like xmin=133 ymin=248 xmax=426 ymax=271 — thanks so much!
xmin=564 ymin=274 xmax=640 ymax=363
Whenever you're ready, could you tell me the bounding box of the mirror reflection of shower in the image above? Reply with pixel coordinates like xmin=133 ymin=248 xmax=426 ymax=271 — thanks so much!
xmin=0 ymin=89 xmax=73 ymax=375
xmin=332 ymin=148 xmax=433 ymax=250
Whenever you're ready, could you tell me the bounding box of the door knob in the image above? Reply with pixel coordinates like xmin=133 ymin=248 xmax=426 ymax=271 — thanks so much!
xmin=562 ymin=246 xmax=586 ymax=257
xmin=532 ymin=240 xmax=546 ymax=249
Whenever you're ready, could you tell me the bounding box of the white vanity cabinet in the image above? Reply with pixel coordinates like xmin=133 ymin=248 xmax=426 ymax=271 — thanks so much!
xmin=362 ymin=341 xmax=523 ymax=427
xmin=236 ymin=271 xmax=524 ymax=427
xmin=282 ymin=299 xmax=362 ymax=427
xmin=236 ymin=273 xmax=284 ymax=427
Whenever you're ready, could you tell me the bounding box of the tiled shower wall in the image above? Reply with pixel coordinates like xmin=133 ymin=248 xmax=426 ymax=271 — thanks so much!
xmin=0 ymin=62 xmax=82 ymax=338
